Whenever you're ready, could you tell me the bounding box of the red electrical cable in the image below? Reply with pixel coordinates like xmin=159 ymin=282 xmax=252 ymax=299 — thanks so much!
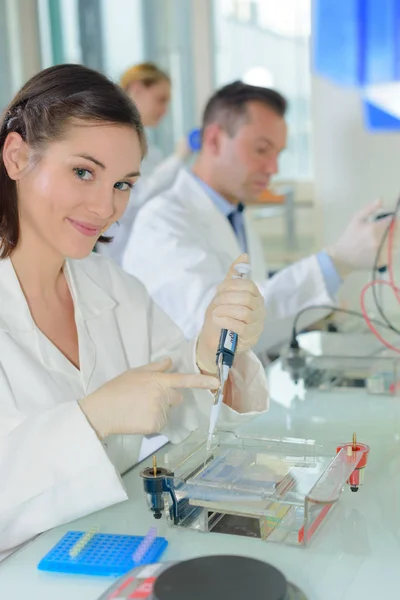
xmin=360 ymin=217 xmax=400 ymax=352
xmin=388 ymin=219 xmax=400 ymax=305
xmin=360 ymin=280 xmax=400 ymax=353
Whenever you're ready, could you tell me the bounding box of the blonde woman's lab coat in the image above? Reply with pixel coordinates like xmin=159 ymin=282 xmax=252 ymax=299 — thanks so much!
xmin=122 ymin=169 xmax=335 ymax=353
xmin=97 ymin=144 xmax=183 ymax=265
xmin=0 ymin=253 xmax=268 ymax=561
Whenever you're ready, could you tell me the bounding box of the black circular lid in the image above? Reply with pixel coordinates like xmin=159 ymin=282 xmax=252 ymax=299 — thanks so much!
xmin=152 ymin=555 xmax=288 ymax=600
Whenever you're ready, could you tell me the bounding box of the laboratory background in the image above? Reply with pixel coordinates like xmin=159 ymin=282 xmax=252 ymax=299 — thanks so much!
xmin=2 ymin=0 xmax=400 ymax=300
xmin=1 ymin=1 xmax=400 ymax=600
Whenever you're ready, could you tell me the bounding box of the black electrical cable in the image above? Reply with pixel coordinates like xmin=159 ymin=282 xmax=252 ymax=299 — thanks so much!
xmin=290 ymin=199 xmax=400 ymax=346
xmin=285 ymin=303 xmax=396 ymax=384
xmin=285 ymin=200 xmax=400 ymax=381
xmin=290 ymin=304 xmax=397 ymax=349
xmin=370 ymin=197 xmax=400 ymax=334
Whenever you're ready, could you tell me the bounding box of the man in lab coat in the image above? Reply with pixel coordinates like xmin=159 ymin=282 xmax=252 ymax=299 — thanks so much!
xmin=122 ymin=81 xmax=390 ymax=353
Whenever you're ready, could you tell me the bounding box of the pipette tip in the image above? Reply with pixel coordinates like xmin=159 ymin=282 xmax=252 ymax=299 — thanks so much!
xmin=152 ymin=455 xmax=157 ymax=477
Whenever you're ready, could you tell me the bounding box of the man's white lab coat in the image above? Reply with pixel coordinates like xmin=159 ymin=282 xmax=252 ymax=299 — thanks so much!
xmin=0 ymin=253 xmax=268 ymax=560
xmin=97 ymin=145 xmax=183 ymax=265
xmin=122 ymin=169 xmax=335 ymax=352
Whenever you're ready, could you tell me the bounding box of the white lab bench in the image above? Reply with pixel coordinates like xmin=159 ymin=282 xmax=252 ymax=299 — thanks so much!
xmin=0 ymin=334 xmax=399 ymax=600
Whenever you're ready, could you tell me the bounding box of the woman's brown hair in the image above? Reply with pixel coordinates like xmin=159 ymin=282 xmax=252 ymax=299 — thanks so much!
xmin=0 ymin=63 xmax=147 ymax=259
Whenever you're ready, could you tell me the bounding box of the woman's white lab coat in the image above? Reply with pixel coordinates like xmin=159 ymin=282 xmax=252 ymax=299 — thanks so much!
xmin=97 ymin=143 xmax=183 ymax=264
xmin=122 ymin=169 xmax=335 ymax=353
xmin=0 ymin=253 xmax=268 ymax=561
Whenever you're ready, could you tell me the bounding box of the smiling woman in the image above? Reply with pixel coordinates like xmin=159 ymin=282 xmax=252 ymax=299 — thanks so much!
xmin=0 ymin=64 xmax=269 ymax=561
xmin=0 ymin=63 xmax=146 ymax=259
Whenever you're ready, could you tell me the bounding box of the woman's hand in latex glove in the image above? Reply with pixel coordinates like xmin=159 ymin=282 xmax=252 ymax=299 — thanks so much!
xmin=196 ymin=254 xmax=266 ymax=374
xmin=79 ymin=358 xmax=219 ymax=439
xmin=326 ymin=200 xmax=396 ymax=278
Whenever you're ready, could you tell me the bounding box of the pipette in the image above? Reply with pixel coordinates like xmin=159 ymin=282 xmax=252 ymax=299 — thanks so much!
xmin=206 ymin=262 xmax=251 ymax=450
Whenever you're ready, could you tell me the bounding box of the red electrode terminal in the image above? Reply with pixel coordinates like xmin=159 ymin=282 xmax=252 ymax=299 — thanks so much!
xmin=337 ymin=433 xmax=370 ymax=492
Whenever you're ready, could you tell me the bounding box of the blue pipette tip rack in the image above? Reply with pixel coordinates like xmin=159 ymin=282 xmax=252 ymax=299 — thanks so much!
xmin=37 ymin=531 xmax=168 ymax=576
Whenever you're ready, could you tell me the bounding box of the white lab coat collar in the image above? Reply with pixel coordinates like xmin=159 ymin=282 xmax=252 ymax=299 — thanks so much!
xmin=66 ymin=258 xmax=116 ymax=319
xmin=0 ymin=258 xmax=34 ymax=333
xmin=175 ymin=170 xmax=242 ymax=257
xmin=173 ymin=170 xmax=263 ymax=268
xmin=0 ymin=256 xmax=116 ymax=333
xmin=177 ymin=169 xmax=228 ymax=217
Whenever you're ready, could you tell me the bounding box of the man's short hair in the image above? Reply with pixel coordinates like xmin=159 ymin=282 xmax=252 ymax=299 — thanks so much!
xmin=202 ymin=81 xmax=287 ymax=137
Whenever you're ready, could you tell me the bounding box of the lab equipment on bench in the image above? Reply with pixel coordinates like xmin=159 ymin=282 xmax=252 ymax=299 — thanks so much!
xmin=37 ymin=530 xmax=168 ymax=576
xmin=140 ymin=429 xmax=369 ymax=547
xmin=207 ymin=262 xmax=251 ymax=450
xmin=141 ymin=456 xmax=175 ymax=521
xmin=280 ymin=306 xmax=380 ymax=385
xmin=98 ymin=555 xmax=309 ymax=600
xmin=283 ymin=349 xmax=400 ymax=395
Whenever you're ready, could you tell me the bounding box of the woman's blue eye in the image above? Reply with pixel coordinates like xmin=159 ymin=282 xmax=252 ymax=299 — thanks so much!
xmin=74 ymin=168 xmax=93 ymax=180
xmin=114 ymin=181 xmax=133 ymax=192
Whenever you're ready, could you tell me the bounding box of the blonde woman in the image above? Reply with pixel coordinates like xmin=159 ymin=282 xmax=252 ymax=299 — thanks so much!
xmin=99 ymin=62 xmax=191 ymax=263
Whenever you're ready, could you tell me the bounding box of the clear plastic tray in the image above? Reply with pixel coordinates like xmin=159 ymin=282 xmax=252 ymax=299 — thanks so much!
xmin=155 ymin=432 xmax=363 ymax=547
xmin=282 ymin=348 xmax=400 ymax=396
xmin=301 ymin=355 xmax=400 ymax=395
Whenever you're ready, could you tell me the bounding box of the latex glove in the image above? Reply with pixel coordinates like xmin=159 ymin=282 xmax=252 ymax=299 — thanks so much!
xmin=326 ymin=200 xmax=396 ymax=279
xmin=196 ymin=254 xmax=266 ymax=374
xmin=175 ymin=136 xmax=192 ymax=161
xmin=79 ymin=358 xmax=219 ymax=439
